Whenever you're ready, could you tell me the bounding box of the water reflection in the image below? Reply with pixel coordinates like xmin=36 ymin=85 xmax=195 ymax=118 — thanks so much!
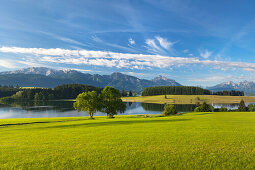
xmin=0 ymin=100 xmax=251 ymax=119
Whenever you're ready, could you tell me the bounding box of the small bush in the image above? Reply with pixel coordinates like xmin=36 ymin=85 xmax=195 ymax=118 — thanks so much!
xmin=193 ymin=102 xmax=213 ymax=112
xmin=219 ymin=107 xmax=228 ymax=112
xmin=162 ymin=104 xmax=177 ymax=116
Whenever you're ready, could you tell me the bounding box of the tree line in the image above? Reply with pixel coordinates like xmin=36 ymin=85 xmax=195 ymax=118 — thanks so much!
xmin=142 ymin=86 xmax=211 ymax=96
xmin=0 ymin=84 xmax=103 ymax=101
xmin=212 ymin=90 xmax=244 ymax=96
xmin=0 ymin=85 xmax=20 ymax=98
xmin=193 ymin=100 xmax=253 ymax=112
xmin=141 ymin=86 xmax=244 ymax=96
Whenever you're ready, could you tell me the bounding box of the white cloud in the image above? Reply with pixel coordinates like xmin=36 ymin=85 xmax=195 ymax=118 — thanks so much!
xmin=145 ymin=38 xmax=165 ymax=54
xmin=155 ymin=36 xmax=173 ymax=49
xmin=1 ymin=46 xmax=255 ymax=72
xmin=200 ymin=49 xmax=212 ymax=59
xmin=128 ymin=38 xmax=135 ymax=45
xmin=121 ymin=72 xmax=146 ymax=77
xmin=145 ymin=36 xmax=175 ymax=55
xmin=0 ymin=59 xmax=17 ymax=68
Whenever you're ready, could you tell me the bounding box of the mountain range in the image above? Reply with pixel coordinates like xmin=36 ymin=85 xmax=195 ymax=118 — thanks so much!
xmin=0 ymin=67 xmax=181 ymax=91
xmin=207 ymin=81 xmax=255 ymax=95
xmin=1 ymin=67 xmax=255 ymax=94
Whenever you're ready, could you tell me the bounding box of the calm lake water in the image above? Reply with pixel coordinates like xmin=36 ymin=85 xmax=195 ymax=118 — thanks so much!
xmin=0 ymin=101 xmax=244 ymax=119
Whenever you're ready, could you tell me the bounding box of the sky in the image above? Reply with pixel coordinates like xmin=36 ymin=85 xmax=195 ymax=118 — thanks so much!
xmin=1 ymin=0 xmax=255 ymax=86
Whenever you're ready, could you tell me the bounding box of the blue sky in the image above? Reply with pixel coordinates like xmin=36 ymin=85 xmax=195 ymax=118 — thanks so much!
xmin=1 ymin=0 xmax=255 ymax=86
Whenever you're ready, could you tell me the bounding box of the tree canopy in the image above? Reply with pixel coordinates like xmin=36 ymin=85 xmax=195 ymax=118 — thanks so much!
xmin=73 ymin=91 xmax=102 ymax=119
xmin=162 ymin=104 xmax=177 ymax=116
xmin=101 ymin=86 xmax=126 ymax=118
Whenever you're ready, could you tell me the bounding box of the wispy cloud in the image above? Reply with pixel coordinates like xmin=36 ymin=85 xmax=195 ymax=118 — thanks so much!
xmin=155 ymin=36 xmax=174 ymax=49
xmin=145 ymin=36 xmax=175 ymax=55
xmin=199 ymin=49 xmax=212 ymax=59
xmin=1 ymin=46 xmax=255 ymax=72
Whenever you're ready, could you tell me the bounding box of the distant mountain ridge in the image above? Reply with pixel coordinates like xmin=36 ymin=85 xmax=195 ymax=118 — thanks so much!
xmin=207 ymin=80 xmax=255 ymax=95
xmin=0 ymin=67 xmax=182 ymax=91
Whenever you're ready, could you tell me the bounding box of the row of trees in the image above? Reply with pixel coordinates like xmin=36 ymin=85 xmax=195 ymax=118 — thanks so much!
xmin=121 ymin=90 xmax=136 ymax=97
xmin=212 ymin=90 xmax=244 ymax=96
xmin=142 ymin=86 xmax=211 ymax=96
xmin=0 ymin=86 xmax=20 ymax=98
xmin=142 ymin=86 xmax=244 ymax=96
xmin=74 ymin=86 xmax=126 ymax=119
xmin=3 ymin=84 xmax=103 ymax=101
xmin=193 ymin=100 xmax=253 ymax=112
xmin=1 ymin=84 xmax=139 ymax=101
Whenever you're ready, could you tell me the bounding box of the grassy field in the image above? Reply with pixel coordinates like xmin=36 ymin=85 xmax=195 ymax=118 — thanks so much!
xmin=1 ymin=112 xmax=255 ymax=169
xmin=122 ymin=95 xmax=255 ymax=104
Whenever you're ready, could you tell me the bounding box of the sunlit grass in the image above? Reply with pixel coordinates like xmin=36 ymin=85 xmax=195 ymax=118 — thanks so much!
xmin=1 ymin=112 xmax=255 ymax=169
xmin=122 ymin=95 xmax=255 ymax=104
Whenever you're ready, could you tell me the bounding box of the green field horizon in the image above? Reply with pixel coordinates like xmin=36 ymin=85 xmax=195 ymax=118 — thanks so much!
xmin=2 ymin=112 xmax=255 ymax=169
xmin=122 ymin=95 xmax=255 ymax=104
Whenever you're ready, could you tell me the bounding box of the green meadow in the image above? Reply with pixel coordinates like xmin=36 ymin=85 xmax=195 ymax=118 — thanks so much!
xmin=122 ymin=94 xmax=255 ymax=104
xmin=1 ymin=112 xmax=255 ymax=169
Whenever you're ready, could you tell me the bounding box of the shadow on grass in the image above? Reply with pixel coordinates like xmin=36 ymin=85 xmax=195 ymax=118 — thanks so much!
xmin=0 ymin=118 xmax=87 ymax=127
xmin=34 ymin=118 xmax=192 ymax=129
xmin=195 ymin=113 xmax=213 ymax=116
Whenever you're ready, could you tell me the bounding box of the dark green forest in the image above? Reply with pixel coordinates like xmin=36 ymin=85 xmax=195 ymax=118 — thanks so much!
xmin=141 ymin=86 xmax=244 ymax=96
xmin=0 ymin=85 xmax=20 ymax=98
xmin=0 ymin=84 xmax=102 ymax=101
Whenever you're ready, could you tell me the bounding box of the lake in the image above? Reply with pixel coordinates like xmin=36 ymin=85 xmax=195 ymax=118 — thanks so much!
xmin=0 ymin=101 xmax=245 ymax=119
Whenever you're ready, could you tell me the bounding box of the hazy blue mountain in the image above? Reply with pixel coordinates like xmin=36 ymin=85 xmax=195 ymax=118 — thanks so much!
xmin=152 ymin=75 xmax=182 ymax=86
xmin=0 ymin=67 xmax=182 ymax=91
xmin=208 ymin=80 xmax=255 ymax=95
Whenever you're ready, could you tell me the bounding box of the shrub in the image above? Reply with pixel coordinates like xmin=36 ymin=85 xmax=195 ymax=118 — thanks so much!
xmin=219 ymin=107 xmax=228 ymax=112
xmin=162 ymin=104 xmax=177 ymax=116
xmin=248 ymin=103 xmax=255 ymax=112
xmin=193 ymin=102 xmax=213 ymax=112
xmin=194 ymin=107 xmax=201 ymax=112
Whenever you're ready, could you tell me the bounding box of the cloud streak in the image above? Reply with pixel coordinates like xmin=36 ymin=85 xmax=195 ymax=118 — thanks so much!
xmin=145 ymin=36 xmax=175 ymax=55
xmin=1 ymin=46 xmax=255 ymax=72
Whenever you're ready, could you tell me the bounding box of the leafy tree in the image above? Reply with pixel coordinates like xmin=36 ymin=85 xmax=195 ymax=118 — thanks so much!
xmin=194 ymin=107 xmax=201 ymax=112
xmin=73 ymin=91 xmax=102 ymax=119
xmin=101 ymin=86 xmax=126 ymax=118
xmin=162 ymin=104 xmax=177 ymax=116
xmin=129 ymin=90 xmax=133 ymax=97
xmin=194 ymin=102 xmax=213 ymax=112
xmin=219 ymin=107 xmax=228 ymax=112
xmin=219 ymin=107 xmax=227 ymax=112
xmin=238 ymin=100 xmax=248 ymax=112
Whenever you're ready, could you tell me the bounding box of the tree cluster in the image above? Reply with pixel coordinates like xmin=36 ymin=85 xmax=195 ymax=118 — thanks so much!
xmin=142 ymin=86 xmax=211 ymax=96
xmin=142 ymin=86 xmax=244 ymax=96
xmin=1 ymin=84 xmax=103 ymax=101
xmin=162 ymin=104 xmax=177 ymax=116
xmin=73 ymin=86 xmax=126 ymax=119
xmin=212 ymin=90 xmax=244 ymax=96
xmin=0 ymin=85 xmax=20 ymax=98
xmin=194 ymin=102 xmax=214 ymax=112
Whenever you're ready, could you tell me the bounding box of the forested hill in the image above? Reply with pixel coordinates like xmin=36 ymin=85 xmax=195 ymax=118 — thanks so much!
xmin=142 ymin=86 xmax=211 ymax=96
xmin=0 ymin=84 xmax=103 ymax=101
xmin=141 ymin=86 xmax=244 ymax=96
xmin=0 ymin=67 xmax=181 ymax=91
